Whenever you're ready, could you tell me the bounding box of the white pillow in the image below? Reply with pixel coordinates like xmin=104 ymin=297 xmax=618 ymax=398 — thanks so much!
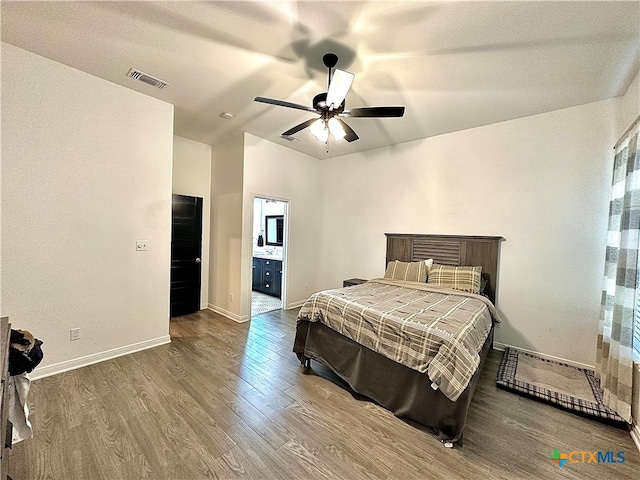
xmin=423 ymin=258 xmax=434 ymax=273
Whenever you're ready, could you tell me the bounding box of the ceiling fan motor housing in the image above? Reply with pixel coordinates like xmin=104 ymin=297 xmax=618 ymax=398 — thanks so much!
xmin=313 ymin=93 xmax=345 ymax=115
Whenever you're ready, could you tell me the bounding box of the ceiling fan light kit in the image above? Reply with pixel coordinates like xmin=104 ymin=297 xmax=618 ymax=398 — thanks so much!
xmin=327 ymin=117 xmax=346 ymax=140
xmin=254 ymin=53 xmax=405 ymax=146
xmin=309 ymin=117 xmax=347 ymax=143
xmin=309 ymin=118 xmax=329 ymax=142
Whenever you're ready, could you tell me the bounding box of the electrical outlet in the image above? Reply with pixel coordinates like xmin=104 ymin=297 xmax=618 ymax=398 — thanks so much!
xmin=70 ymin=328 xmax=81 ymax=341
xmin=230 ymin=293 xmax=234 ymax=302
xmin=304 ymin=284 xmax=309 ymax=291
xmin=136 ymin=240 xmax=148 ymax=251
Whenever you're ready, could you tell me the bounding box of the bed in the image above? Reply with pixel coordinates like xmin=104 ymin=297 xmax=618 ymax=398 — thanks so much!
xmin=293 ymin=233 xmax=502 ymax=447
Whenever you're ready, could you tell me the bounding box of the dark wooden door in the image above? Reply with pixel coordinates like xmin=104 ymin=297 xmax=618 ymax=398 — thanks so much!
xmin=170 ymin=194 xmax=203 ymax=317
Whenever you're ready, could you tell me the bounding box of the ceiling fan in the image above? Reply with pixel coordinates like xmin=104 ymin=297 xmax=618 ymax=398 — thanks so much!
xmin=254 ymin=53 xmax=405 ymax=144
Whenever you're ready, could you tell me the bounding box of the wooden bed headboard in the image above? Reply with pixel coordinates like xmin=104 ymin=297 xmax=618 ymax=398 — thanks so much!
xmin=385 ymin=233 xmax=503 ymax=304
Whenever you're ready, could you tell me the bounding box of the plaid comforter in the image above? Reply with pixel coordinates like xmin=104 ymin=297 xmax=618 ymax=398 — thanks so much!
xmin=297 ymin=278 xmax=500 ymax=401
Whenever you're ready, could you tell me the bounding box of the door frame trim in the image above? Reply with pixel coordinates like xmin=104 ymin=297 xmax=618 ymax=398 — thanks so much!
xmin=248 ymin=194 xmax=289 ymax=319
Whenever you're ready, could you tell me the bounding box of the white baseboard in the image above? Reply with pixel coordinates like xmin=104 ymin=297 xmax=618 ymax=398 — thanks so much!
xmin=29 ymin=335 xmax=171 ymax=380
xmin=631 ymin=425 xmax=640 ymax=454
xmin=285 ymin=300 xmax=305 ymax=310
xmin=493 ymin=342 xmax=594 ymax=370
xmin=207 ymin=304 xmax=249 ymax=323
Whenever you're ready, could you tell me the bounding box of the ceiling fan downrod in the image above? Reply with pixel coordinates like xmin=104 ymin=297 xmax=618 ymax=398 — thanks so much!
xmin=323 ymin=53 xmax=339 ymax=90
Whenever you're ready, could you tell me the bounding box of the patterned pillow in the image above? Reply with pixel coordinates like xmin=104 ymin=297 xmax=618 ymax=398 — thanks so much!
xmin=427 ymin=264 xmax=482 ymax=294
xmin=384 ymin=259 xmax=433 ymax=283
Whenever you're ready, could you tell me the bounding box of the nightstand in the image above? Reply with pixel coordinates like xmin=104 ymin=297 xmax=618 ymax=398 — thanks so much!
xmin=343 ymin=278 xmax=368 ymax=287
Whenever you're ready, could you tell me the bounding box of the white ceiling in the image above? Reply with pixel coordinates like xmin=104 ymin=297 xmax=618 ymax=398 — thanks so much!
xmin=2 ymin=1 xmax=639 ymax=159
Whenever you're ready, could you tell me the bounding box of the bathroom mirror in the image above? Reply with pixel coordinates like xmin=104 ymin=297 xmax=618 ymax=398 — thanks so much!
xmin=265 ymin=215 xmax=284 ymax=246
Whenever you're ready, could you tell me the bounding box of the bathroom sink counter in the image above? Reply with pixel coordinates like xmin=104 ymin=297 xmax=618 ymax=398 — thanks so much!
xmin=253 ymin=252 xmax=283 ymax=261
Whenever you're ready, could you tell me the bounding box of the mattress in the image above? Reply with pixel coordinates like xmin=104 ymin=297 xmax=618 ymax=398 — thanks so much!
xmin=296 ymin=278 xmax=500 ymax=401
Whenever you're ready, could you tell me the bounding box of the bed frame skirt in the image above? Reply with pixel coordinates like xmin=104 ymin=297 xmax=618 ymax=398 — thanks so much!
xmin=293 ymin=321 xmax=493 ymax=446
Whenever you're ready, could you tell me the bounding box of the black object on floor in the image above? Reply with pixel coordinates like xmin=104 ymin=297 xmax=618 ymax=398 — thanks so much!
xmin=496 ymin=347 xmax=629 ymax=430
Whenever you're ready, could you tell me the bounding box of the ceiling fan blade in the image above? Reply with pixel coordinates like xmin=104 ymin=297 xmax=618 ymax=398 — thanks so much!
xmin=335 ymin=118 xmax=359 ymax=143
xmin=326 ymin=69 xmax=354 ymax=110
xmin=281 ymin=118 xmax=318 ymax=136
xmin=342 ymin=106 xmax=405 ymax=118
xmin=254 ymin=96 xmax=317 ymax=113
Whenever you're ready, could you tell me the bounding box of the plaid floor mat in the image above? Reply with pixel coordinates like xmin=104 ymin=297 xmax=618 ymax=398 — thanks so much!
xmin=496 ymin=347 xmax=629 ymax=429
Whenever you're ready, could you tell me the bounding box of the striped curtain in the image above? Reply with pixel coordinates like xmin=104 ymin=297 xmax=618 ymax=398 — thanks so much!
xmin=596 ymin=116 xmax=640 ymax=424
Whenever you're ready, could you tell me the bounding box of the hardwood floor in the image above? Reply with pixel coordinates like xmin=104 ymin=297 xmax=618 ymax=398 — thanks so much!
xmin=8 ymin=308 xmax=640 ymax=479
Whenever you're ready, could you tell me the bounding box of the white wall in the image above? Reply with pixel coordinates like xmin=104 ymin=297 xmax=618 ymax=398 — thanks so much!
xmin=173 ymin=135 xmax=212 ymax=309
xmin=209 ymin=133 xmax=245 ymax=320
xmin=1 ymin=43 xmax=174 ymax=376
xmin=318 ymin=98 xmax=623 ymax=367
xmin=243 ymin=133 xmax=323 ymax=311
xmin=617 ymin=70 xmax=639 ymax=134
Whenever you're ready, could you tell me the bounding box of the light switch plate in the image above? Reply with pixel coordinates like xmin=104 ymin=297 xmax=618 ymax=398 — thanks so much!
xmin=136 ymin=240 xmax=148 ymax=251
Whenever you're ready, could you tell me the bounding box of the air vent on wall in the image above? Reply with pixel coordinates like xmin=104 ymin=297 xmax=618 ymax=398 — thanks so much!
xmin=126 ymin=68 xmax=170 ymax=89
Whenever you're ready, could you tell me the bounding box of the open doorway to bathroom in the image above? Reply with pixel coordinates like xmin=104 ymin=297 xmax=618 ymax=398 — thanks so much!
xmin=251 ymin=197 xmax=287 ymax=317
